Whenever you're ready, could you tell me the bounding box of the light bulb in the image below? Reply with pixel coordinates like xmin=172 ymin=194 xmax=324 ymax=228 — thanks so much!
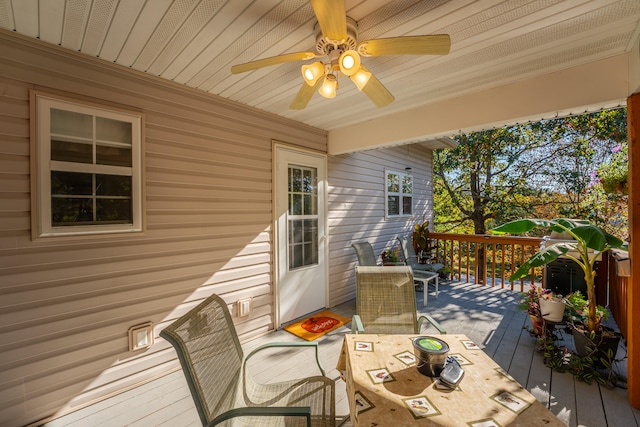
xmin=301 ymin=62 xmax=325 ymax=86
xmin=350 ymin=67 xmax=372 ymax=91
xmin=318 ymin=74 xmax=338 ymax=98
xmin=339 ymin=50 xmax=361 ymax=76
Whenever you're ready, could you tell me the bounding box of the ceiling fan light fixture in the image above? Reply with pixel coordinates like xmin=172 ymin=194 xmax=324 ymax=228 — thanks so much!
xmin=301 ymin=61 xmax=325 ymax=86
xmin=318 ymin=74 xmax=338 ymax=98
xmin=339 ymin=50 xmax=360 ymax=76
xmin=350 ymin=67 xmax=372 ymax=91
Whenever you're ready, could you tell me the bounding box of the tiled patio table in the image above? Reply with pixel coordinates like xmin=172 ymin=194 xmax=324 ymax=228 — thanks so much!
xmin=336 ymin=334 xmax=565 ymax=426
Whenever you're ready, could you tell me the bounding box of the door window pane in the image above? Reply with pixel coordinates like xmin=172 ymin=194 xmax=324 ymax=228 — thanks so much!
xmin=288 ymin=165 xmax=319 ymax=270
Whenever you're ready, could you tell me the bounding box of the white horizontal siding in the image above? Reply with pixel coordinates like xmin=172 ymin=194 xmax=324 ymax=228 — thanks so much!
xmin=0 ymin=32 xmax=325 ymax=427
xmin=327 ymin=145 xmax=435 ymax=306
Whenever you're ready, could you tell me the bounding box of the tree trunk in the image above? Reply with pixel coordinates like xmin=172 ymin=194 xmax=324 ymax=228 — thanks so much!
xmin=473 ymin=215 xmax=486 ymax=283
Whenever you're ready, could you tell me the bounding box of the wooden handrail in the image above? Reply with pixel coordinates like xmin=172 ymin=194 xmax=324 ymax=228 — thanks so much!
xmin=429 ymin=232 xmax=544 ymax=291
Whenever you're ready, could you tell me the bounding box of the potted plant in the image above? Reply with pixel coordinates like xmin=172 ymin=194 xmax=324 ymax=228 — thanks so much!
xmin=412 ymin=220 xmax=431 ymax=262
xmin=517 ymin=284 xmax=561 ymax=337
xmin=381 ymin=248 xmax=401 ymax=265
xmin=539 ymin=289 xmax=565 ymax=323
xmin=491 ymin=218 xmax=625 ymax=358
xmin=517 ymin=283 xmax=547 ymax=337
xmin=439 ymin=265 xmax=453 ymax=280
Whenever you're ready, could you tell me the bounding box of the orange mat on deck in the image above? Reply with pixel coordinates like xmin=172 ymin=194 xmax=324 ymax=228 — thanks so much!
xmin=284 ymin=310 xmax=351 ymax=341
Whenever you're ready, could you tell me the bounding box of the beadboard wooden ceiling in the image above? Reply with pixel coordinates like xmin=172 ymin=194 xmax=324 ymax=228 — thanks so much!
xmin=1 ymin=0 xmax=640 ymax=140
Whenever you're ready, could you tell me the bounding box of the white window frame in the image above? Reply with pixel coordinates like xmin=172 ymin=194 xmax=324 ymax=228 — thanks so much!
xmin=32 ymin=93 xmax=143 ymax=238
xmin=385 ymin=169 xmax=413 ymax=218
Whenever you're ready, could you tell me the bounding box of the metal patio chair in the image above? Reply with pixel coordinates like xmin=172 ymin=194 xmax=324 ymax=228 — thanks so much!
xmin=397 ymin=235 xmax=444 ymax=298
xmin=160 ymin=294 xmax=335 ymax=427
xmin=351 ymin=241 xmax=378 ymax=266
xmin=351 ymin=266 xmax=446 ymax=335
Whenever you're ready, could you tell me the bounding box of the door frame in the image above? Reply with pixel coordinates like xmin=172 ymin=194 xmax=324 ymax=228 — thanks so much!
xmin=272 ymin=142 xmax=329 ymax=328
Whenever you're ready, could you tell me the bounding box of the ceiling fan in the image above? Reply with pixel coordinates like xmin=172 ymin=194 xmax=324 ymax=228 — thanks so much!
xmin=231 ymin=0 xmax=451 ymax=110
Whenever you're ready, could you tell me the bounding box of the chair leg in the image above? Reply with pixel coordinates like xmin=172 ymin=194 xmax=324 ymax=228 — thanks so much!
xmin=423 ymin=279 xmax=428 ymax=307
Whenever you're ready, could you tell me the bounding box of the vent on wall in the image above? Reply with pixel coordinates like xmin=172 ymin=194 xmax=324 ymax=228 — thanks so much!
xmin=238 ymin=298 xmax=253 ymax=317
xmin=128 ymin=322 xmax=154 ymax=352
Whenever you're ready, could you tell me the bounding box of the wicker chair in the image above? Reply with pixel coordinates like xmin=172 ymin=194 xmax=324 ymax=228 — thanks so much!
xmin=160 ymin=294 xmax=335 ymax=426
xmin=351 ymin=241 xmax=378 ymax=266
xmin=352 ymin=266 xmax=446 ymax=334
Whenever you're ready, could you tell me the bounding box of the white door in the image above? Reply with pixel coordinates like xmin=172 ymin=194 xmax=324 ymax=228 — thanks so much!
xmin=274 ymin=145 xmax=327 ymax=327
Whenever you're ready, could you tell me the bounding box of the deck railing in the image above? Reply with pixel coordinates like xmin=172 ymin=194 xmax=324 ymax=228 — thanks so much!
xmin=607 ymin=251 xmax=630 ymax=340
xmin=428 ymin=233 xmax=628 ymax=339
xmin=429 ymin=232 xmax=544 ymax=292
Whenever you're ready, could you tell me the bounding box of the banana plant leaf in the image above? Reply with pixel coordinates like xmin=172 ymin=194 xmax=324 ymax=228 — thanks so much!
xmin=571 ymin=225 xmax=624 ymax=252
xmin=491 ymin=218 xmax=626 ymax=282
xmin=508 ymin=241 xmax=577 ymax=281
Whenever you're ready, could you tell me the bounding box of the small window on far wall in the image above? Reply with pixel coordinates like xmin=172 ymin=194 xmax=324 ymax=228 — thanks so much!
xmin=32 ymin=93 xmax=143 ymax=238
xmin=385 ymin=169 xmax=413 ymax=218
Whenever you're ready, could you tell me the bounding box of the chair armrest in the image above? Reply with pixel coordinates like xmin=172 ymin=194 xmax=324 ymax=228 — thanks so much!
xmin=211 ymin=406 xmax=311 ymax=426
xmin=244 ymin=341 xmax=326 ymax=376
xmin=418 ymin=315 xmax=446 ymax=334
xmin=352 ymin=314 xmax=364 ymax=334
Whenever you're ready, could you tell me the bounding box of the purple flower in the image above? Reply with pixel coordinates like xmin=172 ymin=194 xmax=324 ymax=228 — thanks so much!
xmin=612 ymin=145 xmax=622 ymax=153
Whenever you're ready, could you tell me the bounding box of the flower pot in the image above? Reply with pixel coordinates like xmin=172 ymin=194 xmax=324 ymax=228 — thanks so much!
xmin=572 ymin=326 xmax=621 ymax=365
xmin=412 ymin=336 xmax=449 ymax=377
xmin=527 ymin=314 xmax=554 ymax=337
xmin=539 ymin=299 xmax=565 ymax=323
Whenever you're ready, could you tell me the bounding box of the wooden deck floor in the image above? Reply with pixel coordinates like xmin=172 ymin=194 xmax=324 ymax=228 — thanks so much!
xmin=43 ymin=282 xmax=640 ymax=427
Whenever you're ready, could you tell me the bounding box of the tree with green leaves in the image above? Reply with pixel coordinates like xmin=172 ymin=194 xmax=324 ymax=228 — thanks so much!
xmin=433 ymin=109 xmax=628 ymax=237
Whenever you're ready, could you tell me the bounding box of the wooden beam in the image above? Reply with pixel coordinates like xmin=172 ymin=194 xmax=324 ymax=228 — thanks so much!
xmin=627 ymin=92 xmax=640 ymax=409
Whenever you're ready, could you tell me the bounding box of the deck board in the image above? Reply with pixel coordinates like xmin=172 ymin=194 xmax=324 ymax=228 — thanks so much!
xmin=42 ymin=282 xmax=639 ymax=427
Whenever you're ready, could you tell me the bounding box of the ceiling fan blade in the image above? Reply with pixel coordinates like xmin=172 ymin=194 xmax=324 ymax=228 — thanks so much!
xmin=231 ymin=51 xmax=319 ymax=74
xmin=359 ymin=66 xmax=395 ymax=108
xmin=310 ymin=0 xmax=346 ymax=41
xmin=290 ymin=78 xmax=323 ymax=110
xmin=358 ymin=35 xmax=451 ymax=57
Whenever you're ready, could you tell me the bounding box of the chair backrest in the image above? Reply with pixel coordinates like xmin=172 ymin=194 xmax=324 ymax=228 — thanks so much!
xmin=397 ymin=234 xmax=419 ymax=267
xmin=351 ymin=241 xmax=377 ymax=266
xmin=355 ymin=266 xmax=419 ymax=334
xmin=160 ymin=294 xmax=243 ymax=426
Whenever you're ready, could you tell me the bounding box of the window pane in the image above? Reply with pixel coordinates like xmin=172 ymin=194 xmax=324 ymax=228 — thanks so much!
xmin=97 ymin=145 xmax=132 ymax=167
xmin=387 ymin=195 xmax=399 ymax=215
xmin=402 ymin=176 xmax=413 ymax=194
xmin=51 ymin=138 xmax=93 ymax=164
xmin=303 ymin=219 xmax=317 ymax=242
xmin=289 ymin=219 xmax=318 ymax=269
xmin=51 ymin=171 xmax=93 ymax=195
xmin=303 ymin=194 xmax=311 ymax=215
xmin=96 ymin=199 xmax=132 ymax=223
xmin=291 ymin=219 xmax=303 ymax=244
xmin=96 ymin=117 xmax=132 ymax=144
xmin=51 ymin=109 xmax=92 ymax=138
xmin=304 ymin=242 xmax=318 ymax=265
xmin=291 ymin=194 xmax=302 ymax=215
xmin=52 ymin=198 xmax=93 ymax=225
xmin=96 ymin=174 xmax=131 ymax=196
xmin=387 ymin=173 xmax=399 ymax=192
xmin=403 ymin=196 xmax=413 ymax=215
xmin=289 ymin=244 xmax=303 ymax=270
xmin=303 ymin=169 xmax=315 ymax=193
xmin=291 ymin=168 xmax=302 ymax=192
